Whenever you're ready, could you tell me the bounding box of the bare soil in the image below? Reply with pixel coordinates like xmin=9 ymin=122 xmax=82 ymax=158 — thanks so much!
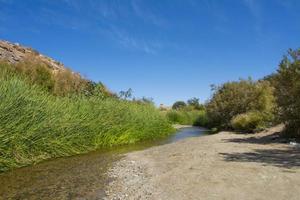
xmin=105 ymin=125 xmax=300 ymax=200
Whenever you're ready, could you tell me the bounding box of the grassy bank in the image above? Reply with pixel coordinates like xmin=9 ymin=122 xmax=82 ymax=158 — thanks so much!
xmin=0 ymin=73 xmax=174 ymax=172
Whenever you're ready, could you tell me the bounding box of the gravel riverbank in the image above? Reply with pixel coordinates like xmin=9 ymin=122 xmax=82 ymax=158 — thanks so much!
xmin=105 ymin=125 xmax=300 ymax=200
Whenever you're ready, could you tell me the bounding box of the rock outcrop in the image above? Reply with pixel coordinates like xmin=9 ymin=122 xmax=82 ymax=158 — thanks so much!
xmin=0 ymin=40 xmax=65 ymax=72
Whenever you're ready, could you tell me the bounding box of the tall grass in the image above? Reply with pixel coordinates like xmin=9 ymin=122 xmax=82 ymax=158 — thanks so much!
xmin=0 ymin=73 xmax=173 ymax=172
xmin=165 ymin=110 xmax=208 ymax=126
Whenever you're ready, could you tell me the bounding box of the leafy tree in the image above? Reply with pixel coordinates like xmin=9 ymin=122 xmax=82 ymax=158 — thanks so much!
xmin=206 ymin=79 xmax=275 ymax=130
xmin=187 ymin=97 xmax=199 ymax=109
xmin=172 ymin=101 xmax=187 ymax=110
xmin=119 ymin=88 xmax=133 ymax=100
xmin=187 ymin=97 xmax=205 ymax=110
xmin=274 ymin=49 xmax=300 ymax=137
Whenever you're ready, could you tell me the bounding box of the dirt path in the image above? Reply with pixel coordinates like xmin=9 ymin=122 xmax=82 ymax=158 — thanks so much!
xmin=105 ymin=125 xmax=300 ymax=200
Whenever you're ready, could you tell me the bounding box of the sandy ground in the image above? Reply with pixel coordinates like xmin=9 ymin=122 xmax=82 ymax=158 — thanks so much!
xmin=105 ymin=125 xmax=300 ymax=200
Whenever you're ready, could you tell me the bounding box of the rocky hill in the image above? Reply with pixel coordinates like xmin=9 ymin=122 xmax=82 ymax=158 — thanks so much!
xmin=0 ymin=40 xmax=66 ymax=72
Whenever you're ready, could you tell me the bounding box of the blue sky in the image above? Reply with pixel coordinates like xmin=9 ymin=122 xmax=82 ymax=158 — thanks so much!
xmin=1 ymin=0 xmax=300 ymax=105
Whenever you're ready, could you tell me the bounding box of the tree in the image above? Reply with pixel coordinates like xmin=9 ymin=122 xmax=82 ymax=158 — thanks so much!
xmin=187 ymin=97 xmax=204 ymax=110
xmin=206 ymin=79 xmax=275 ymax=130
xmin=274 ymin=48 xmax=300 ymax=137
xmin=172 ymin=101 xmax=187 ymax=110
xmin=119 ymin=88 xmax=133 ymax=100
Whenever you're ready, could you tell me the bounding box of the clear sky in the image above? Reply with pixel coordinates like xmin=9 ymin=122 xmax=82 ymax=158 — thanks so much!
xmin=1 ymin=0 xmax=300 ymax=105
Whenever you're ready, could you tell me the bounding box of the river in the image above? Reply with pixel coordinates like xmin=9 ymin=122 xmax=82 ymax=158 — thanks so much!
xmin=0 ymin=126 xmax=209 ymax=199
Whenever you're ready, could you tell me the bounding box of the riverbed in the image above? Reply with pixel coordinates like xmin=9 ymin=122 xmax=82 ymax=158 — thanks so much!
xmin=105 ymin=125 xmax=300 ymax=200
xmin=0 ymin=126 xmax=208 ymax=199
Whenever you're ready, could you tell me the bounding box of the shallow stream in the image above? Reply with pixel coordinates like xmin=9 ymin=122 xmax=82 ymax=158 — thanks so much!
xmin=0 ymin=127 xmax=209 ymax=199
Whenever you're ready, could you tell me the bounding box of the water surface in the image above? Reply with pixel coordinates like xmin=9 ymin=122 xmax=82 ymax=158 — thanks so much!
xmin=0 ymin=126 xmax=208 ymax=199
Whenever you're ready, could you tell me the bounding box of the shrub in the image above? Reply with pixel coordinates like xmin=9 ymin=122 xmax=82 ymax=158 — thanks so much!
xmin=0 ymin=61 xmax=114 ymax=98
xmin=274 ymin=49 xmax=300 ymax=137
xmin=52 ymin=68 xmax=88 ymax=96
xmin=1 ymin=61 xmax=55 ymax=92
xmin=206 ymin=79 xmax=276 ymax=130
xmin=230 ymin=111 xmax=267 ymax=132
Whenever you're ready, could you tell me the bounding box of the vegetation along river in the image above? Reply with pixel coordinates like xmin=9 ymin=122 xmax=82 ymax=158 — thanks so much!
xmin=0 ymin=127 xmax=209 ymax=200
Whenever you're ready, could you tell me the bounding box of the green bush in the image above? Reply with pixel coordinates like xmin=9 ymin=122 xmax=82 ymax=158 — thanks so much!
xmin=206 ymin=79 xmax=276 ymax=130
xmin=230 ymin=111 xmax=268 ymax=132
xmin=0 ymin=75 xmax=174 ymax=172
xmin=274 ymin=49 xmax=300 ymax=137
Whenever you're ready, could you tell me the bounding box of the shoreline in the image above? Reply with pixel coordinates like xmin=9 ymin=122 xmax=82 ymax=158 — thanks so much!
xmin=105 ymin=125 xmax=300 ymax=200
xmin=172 ymin=124 xmax=194 ymax=129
